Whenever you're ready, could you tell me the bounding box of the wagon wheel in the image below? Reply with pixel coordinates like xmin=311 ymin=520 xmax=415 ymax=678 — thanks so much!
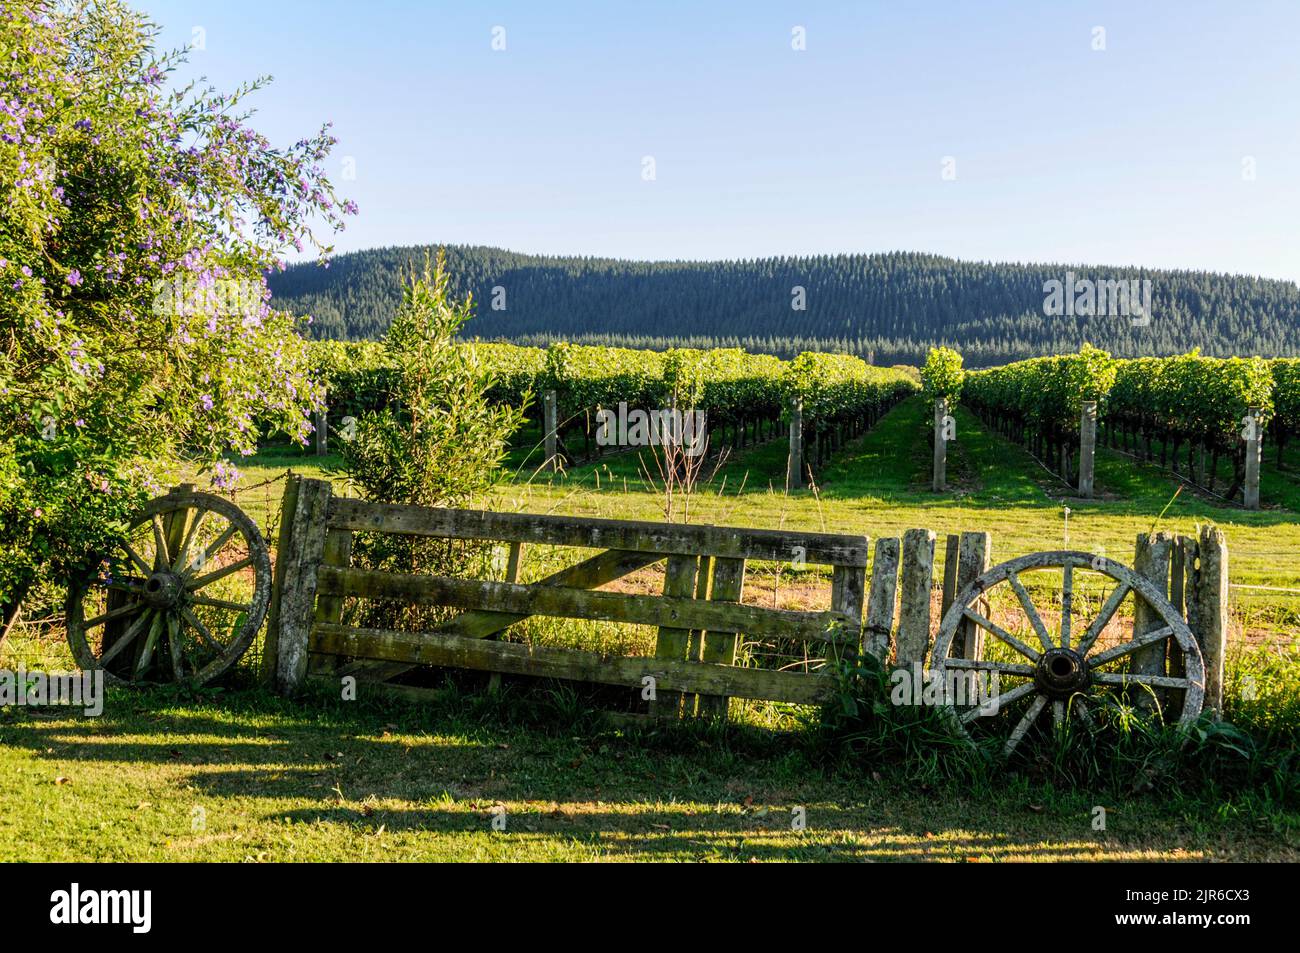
xmin=66 ymin=489 xmax=272 ymax=687
xmin=929 ymin=551 xmax=1205 ymax=758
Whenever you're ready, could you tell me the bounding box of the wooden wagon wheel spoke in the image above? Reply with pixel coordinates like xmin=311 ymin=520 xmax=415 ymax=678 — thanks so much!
xmin=191 ymin=595 xmax=252 ymax=613
xmin=179 ymin=606 xmax=226 ymax=654
xmin=81 ymin=600 xmax=145 ymax=630
xmin=98 ymin=609 xmax=154 ymax=666
xmin=943 ymin=658 xmax=1035 ymax=677
xmin=150 ymin=514 xmax=171 ymax=569
xmin=67 ymin=489 xmax=272 ymax=688
xmin=1059 ymin=563 xmax=1073 ymax=648
xmin=133 ymin=613 xmax=164 ymax=679
xmin=930 ymin=550 xmax=1206 ymax=761
xmin=166 ymin=614 xmax=185 ymax=681
xmin=958 ymin=679 xmax=1038 ymax=724
xmin=182 ymin=523 xmax=240 ymax=580
xmin=186 ymin=555 xmax=254 ymax=591
xmin=121 ymin=541 xmax=153 ymax=577
xmin=1006 ymin=570 xmax=1053 ymax=650
xmin=171 ymin=508 xmax=209 ymax=573
xmin=962 ymin=607 xmax=1040 ymax=661
xmin=1074 ymin=582 xmax=1131 ymax=656
xmin=1092 ymin=671 xmax=1197 ymax=690
xmin=1086 ymin=625 xmax=1174 ymax=669
xmin=1004 ymin=693 xmax=1049 ymax=755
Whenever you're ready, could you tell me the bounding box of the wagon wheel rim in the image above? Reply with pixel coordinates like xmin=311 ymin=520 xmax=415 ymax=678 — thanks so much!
xmin=66 ymin=490 xmax=271 ymax=687
xmin=929 ymin=550 xmax=1206 ymax=758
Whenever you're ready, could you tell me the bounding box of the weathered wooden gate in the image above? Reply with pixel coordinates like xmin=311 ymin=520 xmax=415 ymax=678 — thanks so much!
xmin=263 ymin=478 xmax=869 ymax=716
xmin=260 ymin=477 xmax=1229 ymax=743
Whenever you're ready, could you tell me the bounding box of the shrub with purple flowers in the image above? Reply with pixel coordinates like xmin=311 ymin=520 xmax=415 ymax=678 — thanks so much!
xmin=0 ymin=0 xmax=355 ymax=620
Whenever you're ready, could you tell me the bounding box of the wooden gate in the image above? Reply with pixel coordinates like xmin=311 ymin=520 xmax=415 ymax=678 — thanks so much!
xmin=263 ymin=478 xmax=870 ymax=717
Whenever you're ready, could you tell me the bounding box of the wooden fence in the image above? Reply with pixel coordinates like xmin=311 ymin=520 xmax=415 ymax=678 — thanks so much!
xmin=263 ymin=478 xmax=869 ymax=717
xmin=263 ymin=477 xmax=1230 ymax=718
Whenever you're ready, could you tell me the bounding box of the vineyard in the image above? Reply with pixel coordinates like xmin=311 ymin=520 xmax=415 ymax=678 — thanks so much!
xmin=964 ymin=347 xmax=1300 ymax=500
xmin=310 ymin=339 xmax=919 ymax=475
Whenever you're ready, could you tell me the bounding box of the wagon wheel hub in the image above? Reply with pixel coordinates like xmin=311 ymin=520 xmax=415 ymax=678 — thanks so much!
xmin=142 ymin=570 xmax=185 ymax=610
xmin=1034 ymin=647 xmax=1089 ymax=699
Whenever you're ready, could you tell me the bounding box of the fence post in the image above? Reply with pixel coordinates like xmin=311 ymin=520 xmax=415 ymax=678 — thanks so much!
xmin=1078 ymin=400 xmax=1097 ymax=498
xmin=543 ymin=390 xmax=559 ymax=472
xmin=1132 ymin=532 xmax=1174 ymax=709
xmin=1191 ymin=526 xmax=1228 ymax=717
xmin=932 ymin=398 xmax=948 ymax=492
xmin=1244 ymin=407 xmax=1261 ymax=509
xmin=273 ymin=478 xmax=333 ymax=696
xmin=896 ymin=529 xmax=936 ymax=669
xmin=864 ymin=537 xmax=900 ymax=660
xmin=787 ymin=396 xmax=804 ymax=489
xmin=954 ymin=532 xmax=991 ymax=659
xmin=260 ymin=475 xmax=301 ymax=686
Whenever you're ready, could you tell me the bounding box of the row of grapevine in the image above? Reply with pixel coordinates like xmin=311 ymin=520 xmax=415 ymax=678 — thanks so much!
xmin=309 ymin=340 xmax=918 ymax=468
xmin=962 ymin=345 xmax=1287 ymax=499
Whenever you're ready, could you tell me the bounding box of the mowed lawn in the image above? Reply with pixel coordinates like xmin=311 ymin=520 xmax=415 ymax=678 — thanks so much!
xmin=1 ymin=687 xmax=1294 ymax=862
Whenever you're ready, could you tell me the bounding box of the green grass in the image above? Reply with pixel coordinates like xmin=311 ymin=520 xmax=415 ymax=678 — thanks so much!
xmin=16 ymin=396 xmax=1294 ymax=862
xmin=0 ymin=677 xmax=1295 ymax=862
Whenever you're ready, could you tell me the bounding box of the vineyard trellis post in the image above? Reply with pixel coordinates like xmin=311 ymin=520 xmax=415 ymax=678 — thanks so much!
xmin=543 ymin=390 xmax=560 ymax=473
xmin=932 ymin=398 xmax=948 ymax=492
xmin=1078 ymin=400 xmax=1097 ymax=498
xmin=787 ymin=396 xmax=804 ymax=489
xmin=1243 ymin=406 xmax=1261 ymax=509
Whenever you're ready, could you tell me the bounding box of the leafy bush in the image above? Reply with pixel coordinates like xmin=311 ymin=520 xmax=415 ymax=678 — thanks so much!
xmin=0 ymin=0 xmax=353 ymax=618
xmin=341 ymin=253 xmax=525 ymax=630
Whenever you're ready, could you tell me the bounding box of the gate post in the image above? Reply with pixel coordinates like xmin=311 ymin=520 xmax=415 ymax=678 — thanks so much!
xmin=271 ymin=477 xmax=333 ymax=695
xmin=1191 ymin=526 xmax=1229 ymax=717
xmin=1078 ymin=401 xmax=1097 ymax=498
xmin=896 ymin=528 xmax=936 ymax=669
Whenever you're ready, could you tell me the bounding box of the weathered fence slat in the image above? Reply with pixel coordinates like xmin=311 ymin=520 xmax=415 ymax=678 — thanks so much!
xmin=696 ymin=557 xmax=746 ymax=718
xmin=316 ymin=565 xmax=856 ymax=641
xmin=650 ymin=553 xmax=699 ymax=717
xmin=327 ymin=497 xmax=869 ymax=567
xmin=307 ymin=527 xmax=353 ymax=677
xmin=311 ymin=622 xmax=834 ymax=706
xmin=864 ymin=537 xmax=900 ymax=660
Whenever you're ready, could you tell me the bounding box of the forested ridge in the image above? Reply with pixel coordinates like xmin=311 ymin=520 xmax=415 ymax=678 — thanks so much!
xmin=269 ymin=245 xmax=1300 ymax=367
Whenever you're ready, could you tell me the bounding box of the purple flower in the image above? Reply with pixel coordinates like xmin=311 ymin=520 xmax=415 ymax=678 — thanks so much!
xmin=66 ymin=268 xmax=81 ymax=286
xmin=200 ymin=394 xmax=214 ymax=411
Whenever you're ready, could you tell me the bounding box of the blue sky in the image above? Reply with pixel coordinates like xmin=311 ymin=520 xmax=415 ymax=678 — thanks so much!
xmin=139 ymin=1 xmax=1300 ymax=282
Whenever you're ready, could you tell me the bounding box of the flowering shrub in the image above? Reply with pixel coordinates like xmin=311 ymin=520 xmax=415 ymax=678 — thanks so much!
xmin=0 ymin=0 xmax=355 ymax=614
